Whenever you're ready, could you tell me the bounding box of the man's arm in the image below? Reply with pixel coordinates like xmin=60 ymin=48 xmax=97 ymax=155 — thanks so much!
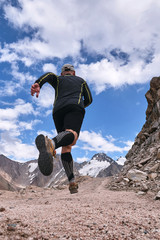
xmin=35 ymin=72 xmax=58 ymax=88
xmin=31 ymin=72 xmax=58 ymax=98
xmin=83 ymin=82 xmax=93 ymax=108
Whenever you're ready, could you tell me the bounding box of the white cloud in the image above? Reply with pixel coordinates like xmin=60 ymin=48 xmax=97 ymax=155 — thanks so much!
xmin=43 ymin=63 xmax=57 ymax=74
xmin=32 ymin=84 xmax=55 ymax=108
xmin=121 ymin=140 xmax=134 ymax=151
xmin=0 ymin=120 xmax=18 ymax=131
xmin=0 ymin=0 xmax=159 ymax=97
xmin=77 ymin=54 xmax=160 ymax=93
xmin=1 ymin=0 xmax=159 ymax=75
xmin=0 ymin=99 xmax=34 ymax=121
xmin=79 ymin=130 xmax=132 ymax=153
xmin=116 ymin=156 xmax=126 ymax=166
xmin=0 ymin=132 xmax=38 ymax=161
xmin=76 ymin=156 xmax=90 ymax=163
xmin=0 ymin=100 xmax=45 ymax=161
xmin=0 ymin=99 xmax=42 ymax=160
xmin=19 ymin=120 xmax=42 ymax=131
xmin=37 ymin=129 xmax=57 ymax=139
xmin=45 ymin=109 xmax=52 ymax=117
xmin=0 ymin=63 xmax=36 ymax=97
xmin=106 ymin=135 xmax=116 ymax=143
xmin=11 ymin=63 xmax=36 ymax=84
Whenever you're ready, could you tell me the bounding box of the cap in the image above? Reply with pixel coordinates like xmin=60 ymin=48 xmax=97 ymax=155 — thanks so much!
xmin=61 ymin=64 xmax=75 ymax=73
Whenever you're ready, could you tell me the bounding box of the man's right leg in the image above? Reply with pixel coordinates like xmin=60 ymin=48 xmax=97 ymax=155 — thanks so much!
xmin=61 ymin=149 xmax=74 ymax=183
xmin=61 ymin=145 xmax=78 ymax=194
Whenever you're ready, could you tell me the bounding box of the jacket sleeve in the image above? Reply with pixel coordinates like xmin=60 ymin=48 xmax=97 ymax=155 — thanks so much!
xmin=83 ymin=81 xmax=93 ymax=108
xmin=35 ymin=72 xmax=58 ymax=89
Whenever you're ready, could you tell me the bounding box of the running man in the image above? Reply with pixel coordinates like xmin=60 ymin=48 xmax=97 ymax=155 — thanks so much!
xmin=31 ymin=64 xmax=92 ymax=194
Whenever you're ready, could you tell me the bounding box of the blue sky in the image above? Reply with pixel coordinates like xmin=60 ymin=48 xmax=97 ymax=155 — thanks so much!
xmin=0 ymin=0 xmax=159 ymax=163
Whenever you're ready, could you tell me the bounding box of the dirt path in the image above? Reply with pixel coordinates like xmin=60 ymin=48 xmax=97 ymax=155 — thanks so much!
xmin=0 ymin=178 xmax=160 ymax=240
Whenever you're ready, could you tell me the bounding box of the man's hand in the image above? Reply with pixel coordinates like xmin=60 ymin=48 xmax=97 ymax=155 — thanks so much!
xmin=31 ymin=83 xmax=40 ymax=98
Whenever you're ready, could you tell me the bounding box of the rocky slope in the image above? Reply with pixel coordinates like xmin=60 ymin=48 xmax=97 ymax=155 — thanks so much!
xmin=108 ymin=77 xmax=160 ymax=199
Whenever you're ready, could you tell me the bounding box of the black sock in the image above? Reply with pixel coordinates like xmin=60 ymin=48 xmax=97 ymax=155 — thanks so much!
xmin=52 ymin=131 xmax=74 ymax=149
xmin=61 ymin=152 xmax=74 ymax=181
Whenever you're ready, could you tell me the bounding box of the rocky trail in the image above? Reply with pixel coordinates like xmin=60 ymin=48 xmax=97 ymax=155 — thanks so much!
xmin=0 ymin=177 xmax=160 ymax=240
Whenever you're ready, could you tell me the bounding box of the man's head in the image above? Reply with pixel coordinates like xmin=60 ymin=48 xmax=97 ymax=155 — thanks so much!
xmin=61 ymin=64 xmax=75 ymax=76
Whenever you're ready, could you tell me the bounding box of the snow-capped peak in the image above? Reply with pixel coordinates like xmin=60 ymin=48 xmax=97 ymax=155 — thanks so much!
xmin=91 ymin=153 xmax=114 ymax=163
xmin=79 ymin=153 xmax=114 ymax=177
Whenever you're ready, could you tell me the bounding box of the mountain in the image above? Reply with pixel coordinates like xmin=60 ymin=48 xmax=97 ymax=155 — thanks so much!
xmin=0 ymin=154 xmax=67 ymax=189
xmin=108 ymin=77 xmax=160 ymax=197
xmin=79 ymin=153 xmax=122 ymax=177
xmin=0 ymin=152 xmax=122 ymax=191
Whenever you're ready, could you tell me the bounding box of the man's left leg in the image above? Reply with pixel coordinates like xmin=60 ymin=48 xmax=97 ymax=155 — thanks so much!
xmin=35 ymin=129 xmax=76 ymax=176
xmin=60 ymin=129 xmax=79 ymax=194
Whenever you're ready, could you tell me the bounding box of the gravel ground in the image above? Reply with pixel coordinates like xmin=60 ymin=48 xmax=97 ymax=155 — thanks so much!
xmin=0 ymin=177 xmax=160 ymax=240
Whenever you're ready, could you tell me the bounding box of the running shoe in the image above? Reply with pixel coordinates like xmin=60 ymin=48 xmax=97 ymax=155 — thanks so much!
xmin=69 ymin=182 xmax=78 ymax=194
xmin=35 ymin=134 xmax=55 ymax=176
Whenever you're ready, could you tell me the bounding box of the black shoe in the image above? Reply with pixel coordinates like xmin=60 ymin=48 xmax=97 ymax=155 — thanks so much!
xmin=35 ymin=134 xmax=55 ymax=176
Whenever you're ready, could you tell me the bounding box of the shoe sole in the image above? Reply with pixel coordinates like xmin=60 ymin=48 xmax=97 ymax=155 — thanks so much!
xmin=35 ymin=134 xmax=53 ymax=176
xmin=70 ymin=189 xmax=78 ymax=194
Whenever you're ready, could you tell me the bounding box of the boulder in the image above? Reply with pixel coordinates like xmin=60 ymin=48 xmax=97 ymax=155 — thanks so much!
xmin=126 ymin=169 xmax=147 ymax=182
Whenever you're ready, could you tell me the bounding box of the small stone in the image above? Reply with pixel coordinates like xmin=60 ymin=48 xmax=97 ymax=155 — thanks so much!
xmin=149 ymin=172 xmax=158 ymax=180
xmin=137 ymin=191 xmax=146 ymax=196
xmin=28 ymin=198 xmax=33 ymax=200
xmin=98 ymin=226 xmax=104 ymax=231
xmin=7 ymin=224 xmax=17 ymax=231
xmin=141 ymin=183 xmax=148 ymax=192
xmin=123 ymin=178 xmax=130 ymax=183
xmin=154 ymin=191 xmax=160 ymax=200
xmin=0 ymin=207 xmax=5 ymax=212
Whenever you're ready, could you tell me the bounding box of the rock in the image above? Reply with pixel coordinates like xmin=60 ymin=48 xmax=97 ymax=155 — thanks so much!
xmin=149 ymin=163 xmax=159 ymax=172
xmin=140 ymin=183 xmax=148 ymax=192
xmin=123 ymin=178 xmax=130 ymax=183
xmin=137 ymin=191 xmax=146 ymax=196
xmin=148 ymin=173 xmax=158 ymax=180
xmin=157 ymin=150 xmax=160 ymax=159
xmin=7 ymin=224 xmax=17 ymax=231
xmin=154 ymin=191 xmax=160 ymax=200
xmin=0 ymin=207 xmax=5 ymax=212
xmin=126 ymin=169 xmax=147 ymax=182
xmin=139 ymin=157 xmax=151 ymax=165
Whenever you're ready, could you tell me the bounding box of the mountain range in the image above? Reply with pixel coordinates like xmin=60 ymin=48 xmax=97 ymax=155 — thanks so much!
xmin=0 ymin=153 xmax=123 ymax=191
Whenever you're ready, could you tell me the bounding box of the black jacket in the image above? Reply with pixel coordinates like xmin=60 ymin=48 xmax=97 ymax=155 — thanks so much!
xmin=35 ymin=72 xmax=93 ymax=113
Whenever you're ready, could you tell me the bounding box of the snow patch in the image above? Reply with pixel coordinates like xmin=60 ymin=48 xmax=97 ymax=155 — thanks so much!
xmin=79 ymin=159 xmax=110 ymax=177
xmin=46 ymin=169 xmax=64 ymax=187
xmin=28 ymin=162 xmax=38 ymax=173
xmin=29 ymin=174 xmax=36 ymax=183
